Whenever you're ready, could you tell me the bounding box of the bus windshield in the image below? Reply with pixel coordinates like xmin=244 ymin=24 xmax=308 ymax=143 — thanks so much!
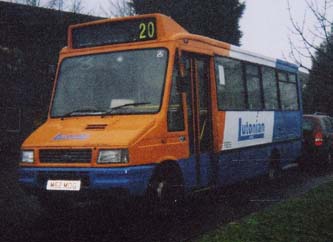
xmin=51 ymin=48 xmax=168 ymax=117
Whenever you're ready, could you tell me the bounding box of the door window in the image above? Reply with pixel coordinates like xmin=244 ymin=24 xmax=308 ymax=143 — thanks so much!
xmin=167 ymin=62 xmax=185 ymax=132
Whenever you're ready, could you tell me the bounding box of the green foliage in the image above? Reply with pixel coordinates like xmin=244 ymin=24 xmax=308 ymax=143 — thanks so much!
xmin=130 ymin=0 xmax=245 ymax=45
xmin=303 ymin=36 xmax=333 ymax=114
xmin=197 ymin=181 xmax=333 ymax=242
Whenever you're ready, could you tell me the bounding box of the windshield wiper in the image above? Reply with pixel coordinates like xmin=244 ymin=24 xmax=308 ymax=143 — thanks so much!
xmin=101 ymin=102 xmax=151 ymax=116
xmin=60 ymin=108 xmax=102 ymax=118
xmin=111 ymin=102 xmax=151 ymax=110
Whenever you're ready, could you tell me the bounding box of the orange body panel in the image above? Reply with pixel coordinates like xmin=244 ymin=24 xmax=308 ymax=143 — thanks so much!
xmin=20 ymin=13 xmax=231 ymax=168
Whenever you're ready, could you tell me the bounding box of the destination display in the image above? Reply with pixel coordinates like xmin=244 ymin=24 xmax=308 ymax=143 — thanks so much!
xmin=72 ymin=18 xmax=157 ymax=48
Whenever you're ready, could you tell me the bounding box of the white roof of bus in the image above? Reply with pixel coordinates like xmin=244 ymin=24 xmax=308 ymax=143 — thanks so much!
xmin=229 ymin=45 xmax=276 ymax=68
xmin=173 ymin=32 xmax=297 ymax=71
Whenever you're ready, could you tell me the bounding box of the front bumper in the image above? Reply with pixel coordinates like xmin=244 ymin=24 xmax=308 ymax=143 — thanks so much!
xmin=18 ymin=165 xmax=156 ymax=196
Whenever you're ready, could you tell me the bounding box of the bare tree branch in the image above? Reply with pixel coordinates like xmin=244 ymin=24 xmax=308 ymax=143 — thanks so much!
xmin=288 ymin=0 xmax=333 ymax=114
xmin=47 ymin=0 xmax=64 ymax=11
xmin=287 ymin=0 xmax=333 ymax=67
xmin=10 ymin=0 xmax=41 ymax=6
xmin=68 ymin=0 xmax=84 ymax=14
xmin=306 ymin=0 xmax=331 ymax=45
xmin=101 ymin=0 xmax=134 ymax=18
xmin=26 ymin=0 xmax=40 ymax=6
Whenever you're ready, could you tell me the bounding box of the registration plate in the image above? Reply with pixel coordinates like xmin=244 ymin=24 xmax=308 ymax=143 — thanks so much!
xmin=46 ymin=180 xmax=81 ymax=191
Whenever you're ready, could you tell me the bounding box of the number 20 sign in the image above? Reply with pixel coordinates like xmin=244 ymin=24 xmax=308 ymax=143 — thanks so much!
xmin=139 ymin=21 xmax=156 ymax=40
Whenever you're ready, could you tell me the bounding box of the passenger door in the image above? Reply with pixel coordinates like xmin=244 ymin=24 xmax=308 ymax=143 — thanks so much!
xmin=182 ymin=52 xmax=213 ymax=187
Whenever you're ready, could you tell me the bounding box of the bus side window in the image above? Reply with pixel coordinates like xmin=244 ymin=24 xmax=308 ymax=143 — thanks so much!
xmin=245 ymin=63 xmax=263 ymax=110
xmin=215 ymin=57 xmax=246 ymax=110
xmin=262 ymin=66 xmax=279 ymax=110
xmin=167 ymin=64 xmax=185 ymax=132
xmin=278 ymin=71 xmax=299 ymax=110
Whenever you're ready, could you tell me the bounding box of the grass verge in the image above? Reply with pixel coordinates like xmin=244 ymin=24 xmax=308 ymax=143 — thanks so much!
xmin=197 ymin=181 xmax=333 ymax=242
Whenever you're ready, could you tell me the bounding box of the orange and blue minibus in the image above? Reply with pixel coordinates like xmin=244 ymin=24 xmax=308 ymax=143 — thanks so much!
xmin=18 ymin=14 xmax=302 ymax=208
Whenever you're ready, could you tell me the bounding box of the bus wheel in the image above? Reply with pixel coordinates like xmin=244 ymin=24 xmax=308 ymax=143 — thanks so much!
xmin=147 ymin=164 xmax=184 ymax=214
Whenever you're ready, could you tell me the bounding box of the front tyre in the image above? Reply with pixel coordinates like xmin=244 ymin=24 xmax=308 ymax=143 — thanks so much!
xmin=146 ymin=164 xmax=184 ymax=214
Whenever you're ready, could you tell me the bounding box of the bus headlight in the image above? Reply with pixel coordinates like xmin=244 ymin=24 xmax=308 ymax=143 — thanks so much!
xmin=97 ymin=149 xmax=129 ymax=164
xmin=21 ymin=150 xmax=34 ymax=163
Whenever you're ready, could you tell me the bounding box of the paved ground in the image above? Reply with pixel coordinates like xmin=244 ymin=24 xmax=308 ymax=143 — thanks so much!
xmin=1 ymin=159 xmax=333 ymax=242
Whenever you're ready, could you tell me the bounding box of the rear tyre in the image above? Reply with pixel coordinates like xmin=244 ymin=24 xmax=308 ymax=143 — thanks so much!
xmin=268 ymin=164 xmax=281 ymax=180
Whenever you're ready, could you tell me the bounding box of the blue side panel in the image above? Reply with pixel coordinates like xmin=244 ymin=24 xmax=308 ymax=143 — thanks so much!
xmin=273 ymin=111 xmax=302 ymax=142
xmin=272 ymin=111 xmax=302 ymax=170
xmin=177 ymin=153 xmax=213 ymax=191
xmin=276 ymin=140 xmax=301 ymax=169
xmin=238 ymin=147 xmax=270 ymax=179
xmin=18 ymin=165 xmax=155 ymax=196
xmin=276 ymin=59 xmax=298 ymax=73
xmin=218 ymin=151 xmax=240 ymax=185
xmin=178 ymin=156 xmax=197 ymax=192
xmin=199 ymin=153 xmax=213 ymax=187
xmin=218 ymin=147 xmax=269 ymax=185
xmin=217 ymin=140 xmax=301 ymax=187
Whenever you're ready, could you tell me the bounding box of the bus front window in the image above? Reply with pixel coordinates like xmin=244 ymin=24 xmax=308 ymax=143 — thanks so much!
xmin=51 ymin=48 xmax=168 ymax=117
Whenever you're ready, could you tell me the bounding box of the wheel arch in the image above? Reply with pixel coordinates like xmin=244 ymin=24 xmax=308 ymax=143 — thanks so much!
xmin=267 ymin=148 xmax=282 ymax=180
xmin=269 ymin=148 xmax=281 ymax=166
xmin=270 ymin=148 xmax=281 ymax=160
xmin=149 ymin=160 xmax=184 ymax=187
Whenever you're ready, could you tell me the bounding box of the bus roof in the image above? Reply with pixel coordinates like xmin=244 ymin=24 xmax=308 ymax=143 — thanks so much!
xmin=67 ymin=13 xmax=298 ymax=73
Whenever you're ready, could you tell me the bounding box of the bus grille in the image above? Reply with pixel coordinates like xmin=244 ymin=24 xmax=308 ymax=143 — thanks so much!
xmin=39 ymin=149 xmax=92 ymax=163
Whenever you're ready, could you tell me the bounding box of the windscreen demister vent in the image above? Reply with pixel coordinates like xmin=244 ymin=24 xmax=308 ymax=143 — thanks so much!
xmin=85 ymin=124 xmax=107 ymax=130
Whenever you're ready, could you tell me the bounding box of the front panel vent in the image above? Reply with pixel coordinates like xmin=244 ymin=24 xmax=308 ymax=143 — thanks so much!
xmin=85 ymin=124 xmax=107 ymax=130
